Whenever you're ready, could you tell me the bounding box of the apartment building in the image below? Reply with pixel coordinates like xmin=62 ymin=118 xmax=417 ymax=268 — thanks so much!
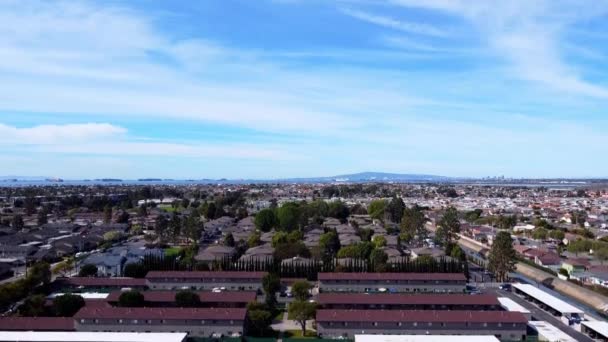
xmin=145 ymin=271 xmax=266 ymax=291
xmin=318 ymin=273 xmax=467 ymax=293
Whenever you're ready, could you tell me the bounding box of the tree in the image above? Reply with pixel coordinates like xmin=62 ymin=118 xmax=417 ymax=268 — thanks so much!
xmin=155 ymin=215 xmax=169 ymax=242
xmin=78 ymin=264 xmax=98 ymax=277
xmin=548 ymin=230 xmax=565 ymax=241
xmin=169 ymin=212 xmax=181 ymax=240
xmin=52 ymin=258 xmax=74 ymax=276
xmin=247 ymin=302 xmax=272 ymax=336
xmin=11 ymin=214 xmax=24 ymax=229
xmin=103 ymin=205 xmax=113 ymax=224
xmin=368 ymin=200 xmax=388 ymax=220
xmin=175 ymin=290 xmax=201 ymax=307
xmin=291 ymin=280 xmax=311 ymax=301
xmin=559 ymin=268 xmax=570 ymax=278
xmin=387 ymin=196 xmax=405 ymax=223
xmin=488 ymin=231 xmax=516 ymax=282
xmin=224 ymin=233 xmax=236 ymax=247
xmin=358 ymin=228 xmax=373 ymax=242
xmin=369 ymin=248 xmax=388 ymax=272
xmin=118 ymin=290 xmax=145 ymax=307
xmin=116 ymin=211 xmax=130 ymax=224
xmin=37 ymin=209 xmax=48 ymax=226
xmin=53 ymin=294 xmax=85 ymax=317
xmin=277 ymin=202 xmax=301 ymax=231
xmin=288 ymin=300 xmax=317 ymax=336
xmin=18 ymin=294 xmax=47 ymax=317
xmin=255 ymin=209 xmax=277 ymax=232
xmin=28 ymin=262 xmax=51 ymax=287
xmin=248 ymin=231 xmax=262 ymax=248
xmin=328 ymin=201 xmax=349 ymax=223
xmin=401 ymin=206 xmax=427 ymax=245
xmin=372 ymin=235 xmax=387 ymax=248
xmin=262 ymin=273 xmax=281 ymax=308
xmin=531 ymin=228 xmax=548 ymax=241
xmin=123 ymin=263 xmax=148 ymax=278
xmin=464 ymin=209 xmax=483 ymax=223
xmin=595 ymin=247 xmax=608 ymax=265
xmin=319 ymin=230 xmax=341 ymax=259
xmin=436 ymin=207 xmax=460 ymax=250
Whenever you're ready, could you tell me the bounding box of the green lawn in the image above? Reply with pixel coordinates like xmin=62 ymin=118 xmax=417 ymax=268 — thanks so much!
xmin=159 ymin=205 xmax=179 ymax=213
xmin=285 ymin=330 xmax=317 ymax=338
xmin=164 ymin=247 xmax=183 ymax=257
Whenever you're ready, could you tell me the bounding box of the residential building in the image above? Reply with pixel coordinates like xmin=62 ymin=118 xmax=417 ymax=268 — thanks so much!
xmin=145 ymin=271 xmax=266 ymax=291
xmin=318 ymin=273 xmax=467 ymax=293
xmin=316 ymin=309 xmax=527 ymax=340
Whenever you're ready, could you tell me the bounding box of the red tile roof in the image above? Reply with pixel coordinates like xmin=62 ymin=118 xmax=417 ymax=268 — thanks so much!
xmin=0 ymin=317 xmax=74 ymax=331
xmin=316 ymin=309 xmax=527 ymax=323
xmin=74 ymin=307 xmax=247 ymax=320
xmin=318 ymin=272 xmax=466 ymax=281
xmin=145 ymin=271 xmax=266 ymax=280
xmin=318 ymin=293 xmax=500 ymax=306
xmin=61 ymin=277 xmax=146 ymax=287
xmin=106 ymin=290 xmax=256 ymax=303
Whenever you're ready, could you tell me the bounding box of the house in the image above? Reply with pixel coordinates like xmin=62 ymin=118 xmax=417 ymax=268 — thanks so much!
xmin=0 ymin=245 xmax=37 ymax=260
xmin=562 ymin=258 xmax=590 ymax=275
xmin=195 ymin=245 xmax=236 ymax=263
xmin=239 ymin=244 xmax=274 ymax=262
xmin=534 ymin=253 xmax=562 ymax=268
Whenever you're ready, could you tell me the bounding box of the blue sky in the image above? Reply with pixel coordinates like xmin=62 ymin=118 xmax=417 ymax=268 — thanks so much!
xmin=1 ymin=0 xmax=608 ymax=179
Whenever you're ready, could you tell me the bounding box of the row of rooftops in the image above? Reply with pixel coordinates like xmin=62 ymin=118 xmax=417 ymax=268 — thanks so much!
xmin=317 ymin=293 xmax=499 ymax=306
xmin=316 ymin=309 xmax=527 ymax=323
xmin=105 ymin=290 xmax=256 ymax=303
xmin=60 ymin=271 xmax=466 ymax=286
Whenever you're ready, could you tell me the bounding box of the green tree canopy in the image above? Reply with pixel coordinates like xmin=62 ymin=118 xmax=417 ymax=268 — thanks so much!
xmin=401 ymin=206 xmax=427 ymax=245
xmin=387 ymin=196 xmax=405 ymax=223
xmin=78 ymin=264 xmax=98 ymax=277
xmin=118 ymin=290 xmax=145 ymax=307
xmin=18 ymin=294 xmax=47 ymax=317
xmin=53 ymin=294 xmax=85 ymax=317
xmin=288 ymin=300 xmax=317 ymax=336
xmin=291 ymin=280 xmax=312 ymax=301
xmin=175 ymin=290 xmax=201 ymax=307
xmin=368 ymin=200 xmax=388 ymax=220
xmin=328 ymin=201 xmax=350 ymax=223
xmin=254 ymin=209 xmax=277 ymax=232
xmin=277 ymin=202 xmax=301 ymax=231
xmin=436 ymin=206 xmax=461 ymax=250
xmin=488 ymin=231 xmax=516 ymax=282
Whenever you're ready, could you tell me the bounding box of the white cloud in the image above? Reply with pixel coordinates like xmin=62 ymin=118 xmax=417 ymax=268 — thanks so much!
xmin=0 ymin=123 xmax=126 ymax=144
xmin=385 ymin=0 xmax=608 ymax=98
xmin=340 ymin=7 xmax=448 ymax=37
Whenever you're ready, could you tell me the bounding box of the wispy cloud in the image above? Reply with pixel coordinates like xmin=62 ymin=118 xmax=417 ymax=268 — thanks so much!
xmin=385 ymin=0 xmax=608 ymax=99
xmin=340 ymin=7 xmax=448 ymax=37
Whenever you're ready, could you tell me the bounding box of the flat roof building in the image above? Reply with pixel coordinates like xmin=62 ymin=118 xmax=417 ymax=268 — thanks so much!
xmin=318 ymin=293 xmax=501 ymax=311
xmin=318 ymin=273 xmax=466 ymax=293
xmin=0 ymin=332 xmax=187 ymax=342
xmin=145 ymin=271 xmax=266 ymax=291
xmin=355 ymin=335 xmax=500 ymax=342
xmin=106 ymin=290 xmax=256 ymax=307
xmin=527 ymin=321 xmax=577 ymax=342
xmin=497 ymin=297 xmax=532 ymax=321
xmin=512 ymin=284 xmax=584 ymax=318
xmin=0 ymin=317 xmax=75 ymax=331
xmin=74 ymin=306 xmax=247 ymax=337
xmin=316 ymin=309 xmax=527 ymax=340
xmin=581 ymin=320 xmax=608 ymax=341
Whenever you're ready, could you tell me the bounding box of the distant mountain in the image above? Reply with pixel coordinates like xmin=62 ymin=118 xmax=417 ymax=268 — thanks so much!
xmin=0 ymin=176 xmax=48 ymax=181
xmin=270 ymin=171 xmax=452 ymax=184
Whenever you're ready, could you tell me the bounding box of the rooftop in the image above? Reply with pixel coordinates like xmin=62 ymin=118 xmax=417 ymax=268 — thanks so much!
xmin=106 ymin=290 xmax=256 ymax=303
xmin=512 ymin=283 xmax=584 ymax=314
xmin=145 ymin=271 xmax=266 ymax=279
xmin=355 ymin=335 xmax=500 ymax=342
xmin=0 ymin=317 xmax=74 ymax=331
xmin=61 ymin=277 xmax=146 ymax=287
xmin=318 ymin=293 xmax=500 ymax=306
xmin=316 ymin=309 xmax=527 ymax=323
xmin=318 ymin=272 xmax=466 ymax=281
xmin=74 ymin=307 xmax=247 ymax=320
xmin=0 ymin=332 xmax=187 ymax=342
xmin=582 ymin=320 xmax=608 ymax=337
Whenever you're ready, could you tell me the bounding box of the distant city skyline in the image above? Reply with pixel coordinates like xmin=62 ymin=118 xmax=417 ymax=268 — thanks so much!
xmin=1 ymin=0 xmax=608 ymax=179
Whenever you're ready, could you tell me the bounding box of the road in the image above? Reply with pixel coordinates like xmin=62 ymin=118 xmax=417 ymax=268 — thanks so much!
xmin=485 ymin=287 xmax=594 ymax=342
